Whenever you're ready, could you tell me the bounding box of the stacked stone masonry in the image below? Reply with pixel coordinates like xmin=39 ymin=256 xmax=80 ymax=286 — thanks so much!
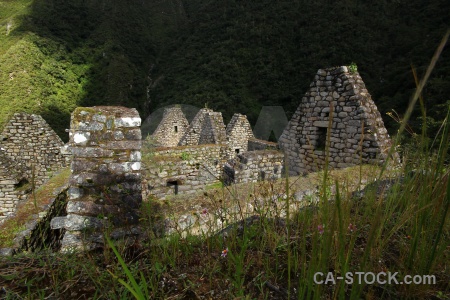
xmin=279 ymin=66 xmax=394 ymax=175
xmin=143 ymin=144 xmax=228 ymax=199
xmin=247 ymin=138 xmax=279 ymax=151
xmin=51 ymin=106 xmax=142 ymax=252
xmin=224 ymin=150 xmax=285 ymax=185
xmin=0 ymin=150 xmax=29 ymax=221
xmin=226 ymin=113 xmax=255 ymax=158
xmin=151 ymin=106 xmax=189 ymax=147
xmin=0 ymin=113 xmax=68 ymax=221
xmin=178 ymin=108 xmax=227 ymax=146
xmin=0 ymin=113 xmax=68 ymax=185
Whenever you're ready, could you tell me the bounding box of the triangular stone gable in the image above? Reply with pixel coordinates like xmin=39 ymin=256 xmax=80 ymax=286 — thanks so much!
xmin=226 ymin=113 xmax=254 ymax=155
xmin=0 ymin=113 xmax=67 ymax=185
xmin=198 ymin=111 xmax=227 ymax=145
xmin=152 ymin=106 xmax=189 ymax=147
xmin=179 ymin=108 xmax=227 ymax=146
xmin=278 ymin=66 xmax=394 ymax=175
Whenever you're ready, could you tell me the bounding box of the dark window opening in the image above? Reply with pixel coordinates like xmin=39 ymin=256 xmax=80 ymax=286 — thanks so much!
xmin=235 ymin=148 xmax=240 ymax=154
xmin=259 ymin=171 xmax=266 ymax=181
xmin=195 ymin=163 xmax=200 ymax=170
xmin=14 ymin=178 xmax=30 ymax=191
xmin=167 ymin=180 xmax=179 ymax=195
xmin=174 ymin=126 xmax=178 ymax=133
xmin=316 ymin=127 xmax=327 ymax=151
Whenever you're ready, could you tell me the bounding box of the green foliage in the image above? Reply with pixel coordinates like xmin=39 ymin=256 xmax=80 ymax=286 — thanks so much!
xmin=0 ymin=0 xmax=449 ymax=141
xmin=180 ymin=152 xmax=191 ymax=160
xmin=348 ymin=62 xmax=358 ymax=74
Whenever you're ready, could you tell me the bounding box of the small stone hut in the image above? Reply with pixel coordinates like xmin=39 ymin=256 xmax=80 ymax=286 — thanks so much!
xmin=178 ymin=108 xmax=227 ymax=146
xmin=279 ymin=66 xmax=394 ymax=175
xmin=0 ymin=113 xmax=67 ymax=185
xmin=151 ymin=106 xmax=189 ymax=147
xmin=226 ymin=113 xmax=254 ymax=157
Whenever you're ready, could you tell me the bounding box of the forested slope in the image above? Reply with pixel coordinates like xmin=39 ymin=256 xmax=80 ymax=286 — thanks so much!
xmin=0 ymin=0 xmax=449 ymax=141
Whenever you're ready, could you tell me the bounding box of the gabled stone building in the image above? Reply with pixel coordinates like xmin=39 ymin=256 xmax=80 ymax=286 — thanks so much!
xmin=178 ymin=108 xmax=227 ymax=146
xmin=151 ymin=106 xmax=189 ymax=147
xmin=279 ymin=66 xmax=394 ymax=175
xmin=226 ymin=113 xmax=255 ymax=157
xmin=0 ymin=113 xmax=68 ymax=185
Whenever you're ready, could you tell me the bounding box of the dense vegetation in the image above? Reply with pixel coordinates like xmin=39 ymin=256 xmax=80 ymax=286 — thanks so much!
xmin=0 ymin=0 xmax=449 ymax=140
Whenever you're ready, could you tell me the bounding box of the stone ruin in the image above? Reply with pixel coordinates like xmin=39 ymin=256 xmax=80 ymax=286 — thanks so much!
xmin=279 ymin=66 xmax=394 ymax=175
xmin=143 ymin=106 xmax=284 ymax=198
xmin=0 ymin=150 xmax=28 ymax=221
xmin=0 ymin=113 xmax=69 ymax=221
xmin=226 ymin=113 xmax=255 ymax=157
xmin=224 ymin=150 xmax=284 ymax=185
xmin=178 ymin=108 xmax=227 ymax=146
xmin=51 ymin=107 xmax=142 ymax=251
xmin=0 ymin=66 xmax=397 ymax=252
xmin=151 ymin=105 xmax=189 ymax=147
xmin=0 ymin=113 xmax=68 ymax=185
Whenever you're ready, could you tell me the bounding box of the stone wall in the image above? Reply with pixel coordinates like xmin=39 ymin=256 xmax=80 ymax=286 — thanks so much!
xmin=0 ymin=113 xmax=68 ymax=186
xmin=0 ymin=150 xmax=29 ymax=222
xmin=51 ymin=107 xmax=142 ymax=252
xmin=0 ymin=185 xmax=69 ymax=256
xmin=247 ymin=138 xmax=279 ymax=151
xmin=151 ymin=106 xmax=189 ymax=147
xmin=143 ymin=144 xmax=227 ymax=199
xmin=224 ymin=150 xmax=284 ymax=185
xmin=279 ymin=66 xmax=394 ymax=175
xmin=178 ymin=108 xmax=227 ymax=146
xmin=226 ymin=113 xmax=254 ymax=158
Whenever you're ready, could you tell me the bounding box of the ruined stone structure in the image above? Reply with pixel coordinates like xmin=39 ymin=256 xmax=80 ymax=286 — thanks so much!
xmin=144 ymin=107 xmax=284 ymax=194
xmin=279 ymin=66 xmax=393 ymax=175
xmin=224 ymin=150 xmax=284 ymax=185
xmin=0 ymin=113 xmax=68 ymax=185
xmin=178 ymin=108 xmax=227 ymax=146
xmin=247 ymin=138 xmax=279 ymax=151
xmin=151 ymin=106 xmax=189 ymax=147
xmin=0 ymin=150 xmax=29 ymax=221
xmin=0 ymin=113 xmax=69 ymax=222
xmin=226 ymin=113 xmax=254 ymax=157
xmin=51 ymin=107 xmax=142 ymax=251
xmin=143 ymin=145 xmax=227 ymax=199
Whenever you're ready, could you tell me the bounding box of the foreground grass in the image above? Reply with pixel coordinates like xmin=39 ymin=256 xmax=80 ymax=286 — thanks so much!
xmin=0 ymin=158 xmax=448 ymax=299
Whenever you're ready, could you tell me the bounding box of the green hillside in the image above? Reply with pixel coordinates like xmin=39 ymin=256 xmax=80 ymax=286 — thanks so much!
xmin=0 ymin=0 xmax=449 ymax=141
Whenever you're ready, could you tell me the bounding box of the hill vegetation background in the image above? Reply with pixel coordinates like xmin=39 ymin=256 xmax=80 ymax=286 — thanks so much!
xmin=0 ymin=0 xmax=449 ymax=141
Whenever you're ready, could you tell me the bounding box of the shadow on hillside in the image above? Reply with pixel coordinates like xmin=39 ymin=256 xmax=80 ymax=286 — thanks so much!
xmin=16 ymin=0 xmax=180 ymax=137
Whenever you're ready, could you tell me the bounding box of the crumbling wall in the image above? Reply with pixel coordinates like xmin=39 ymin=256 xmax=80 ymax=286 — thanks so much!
xmin=279 ymin=66 xmax=394 ymax=175
xmin=247 ymin=138 xmax=279 ymax=151
xmin=224 ymin=150 xmax=284 ymax=185
xmin=143 ymin=144 xmax=227 ymax=199
xmin=226 ymin=113 xmax=254 ymax=157
xmin=51 ymin=107 xmax=142 ymax=252
xmin=151 ymin=106 xmax=189 ymax=147
xmin=0 ymin=150 xmax=29 ymax=222
xmin=0 ymin=113 xmax=67 ymax=186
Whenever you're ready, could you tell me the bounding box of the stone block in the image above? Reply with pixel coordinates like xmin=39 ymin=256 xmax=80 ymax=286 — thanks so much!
xmin=114 ymin=117 xmax=141 ymax=128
